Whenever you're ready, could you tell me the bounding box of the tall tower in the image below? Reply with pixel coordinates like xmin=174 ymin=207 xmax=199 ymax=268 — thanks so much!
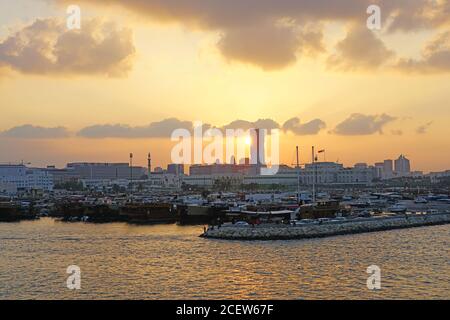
xmin=147 ymin=152 xmax=152 ymax=177
xmin=250 ymin=128 xmax=265 ymax=166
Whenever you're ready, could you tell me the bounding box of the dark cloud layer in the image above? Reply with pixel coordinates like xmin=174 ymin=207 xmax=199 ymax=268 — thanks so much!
xmin=332 ymin=113 xmax=397 ymax=135
xmin=0 ymin=124 xmax=70 ymax=139
xmin=0 ymin=18 xmax=135 ymax=76
xmin=73 ymin=0 xmax=447 ymax=31
xmin=218 ymin=22 xmax=300 ymax=70
xmin=222 ymin=119 xmax=280 ymax=130
xmin=79 ymin=118 xmax=282 ymax=138
xmin=0 ymin=114 xmax=408 ymax=139
xmin=77 ymin=118 xmax=194 ymax=138
xmin=0 ymin=117 xmax=325 ymax=139
xmin=68 ymin=0 xmax=449 ymax=71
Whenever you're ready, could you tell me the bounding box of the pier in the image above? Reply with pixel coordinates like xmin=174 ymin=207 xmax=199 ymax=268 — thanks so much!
xmin=201 ymin=213 xmax=450 ymax=240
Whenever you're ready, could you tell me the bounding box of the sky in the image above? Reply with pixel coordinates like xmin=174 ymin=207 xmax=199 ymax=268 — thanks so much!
xmin=0 ymin=0 xmax=449 ymax=172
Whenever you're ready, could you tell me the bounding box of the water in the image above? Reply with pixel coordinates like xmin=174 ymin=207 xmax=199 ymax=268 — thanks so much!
xmin=0 ymin=218 xmax=448 ymax=299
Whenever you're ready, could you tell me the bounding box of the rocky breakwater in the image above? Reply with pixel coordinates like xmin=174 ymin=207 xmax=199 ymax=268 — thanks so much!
xmin=201 ymin=213 xmax=450 ymax=240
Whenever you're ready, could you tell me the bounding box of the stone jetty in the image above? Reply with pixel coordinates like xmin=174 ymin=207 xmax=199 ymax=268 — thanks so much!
xmin=201 ymin=213 xmax=450 ymax=240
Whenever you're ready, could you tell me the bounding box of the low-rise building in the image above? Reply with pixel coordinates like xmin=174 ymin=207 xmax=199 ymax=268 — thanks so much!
xmin=67 ymin=162 xmax=147 ymax=180
xmin=183 ymin=162 xmax=376 ymax=187
xmin=427 ymin=170 xmax=450 ymax=183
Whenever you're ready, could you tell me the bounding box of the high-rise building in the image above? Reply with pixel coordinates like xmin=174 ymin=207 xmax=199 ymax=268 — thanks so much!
xmin=383 ymin=159 xmax=393 ymax=178
xmin=394 ymin=154 xmax=411 ymax=174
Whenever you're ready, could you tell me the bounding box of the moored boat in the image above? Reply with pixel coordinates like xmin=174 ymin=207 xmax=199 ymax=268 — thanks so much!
xmin=120 ymin=203 xmax=176 ymax=224
xmin=297 ymin=200 xmax=341 ymax=219
xmin=0 ymin=202 xmax=38 ymax=222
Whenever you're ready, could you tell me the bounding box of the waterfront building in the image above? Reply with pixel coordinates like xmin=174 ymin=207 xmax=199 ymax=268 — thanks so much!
xmin=43 ymin=166 xmax=80 ymax=185
xmin=0 ymin=181 xmax=17 ymax=195
xmin=336 ymin=165 xmax=376 ymax=184
xmin=301 ymin=162 xmax=343 ymax=185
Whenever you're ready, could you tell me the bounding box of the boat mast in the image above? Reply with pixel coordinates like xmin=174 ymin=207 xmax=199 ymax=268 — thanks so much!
xmin=296 ymin=146 xmax=300 ymax=204
xmin=147 ymin=152 xmax=151 ymax=179
xmin=312 ymin=146 xmax=316 ymax=203
xmin=129 ymin=153 xmax=133 ymax=200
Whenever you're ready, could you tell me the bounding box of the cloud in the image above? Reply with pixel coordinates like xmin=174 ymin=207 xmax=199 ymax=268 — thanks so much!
xmin=0 ymin=125 xmax=70 ymax=139
xmin=0 ymin=18 xmax=135 ymax=77
xmin=217 ymin=22 xmax=300 ymax=70
xmin=79 ymin=117 xmax=324 ymax=138
xmin=222 ymin=119 xmax=280 ymax=130
xmin=217 ymin=21 xmax=325 ymax=70
xmin=71 ymin=0 xmax=446 ymax=33
xmin=1 ymin=114 xmax=400 ymax=139
xmin=416 ymin=121 xmax=433 ymax=134
xmin=397 ymin=31 xmax=450 ymax=73
xmin=332 ymin=113 xmax=397 ymax=135
xmin=47 ymin=0 xmax=450 ymax=73
xmin=327 ymin=25 xmax=395 ymax=71
xmin=77 ymin=118 xmax=195 ymax=138
xmin=282 ymin=117 xmax=326 ymax=135
xmin=66 ymin=0 xmax=422 ymax=70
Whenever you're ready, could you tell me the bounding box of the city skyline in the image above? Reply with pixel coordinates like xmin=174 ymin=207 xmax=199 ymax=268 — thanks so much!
xmin=0 ymin=152 xmax=420 ymax=175
xmin=1 ymin=1 xmax=450 ymax=172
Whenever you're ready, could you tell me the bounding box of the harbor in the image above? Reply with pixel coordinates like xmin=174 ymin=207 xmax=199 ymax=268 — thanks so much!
xmin=2 ymin=188 xmax=450 ymax=240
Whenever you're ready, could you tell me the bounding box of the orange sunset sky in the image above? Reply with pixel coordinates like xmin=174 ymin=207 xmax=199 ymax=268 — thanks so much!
xmin=0 ymin=0 xmax=449 ymax=172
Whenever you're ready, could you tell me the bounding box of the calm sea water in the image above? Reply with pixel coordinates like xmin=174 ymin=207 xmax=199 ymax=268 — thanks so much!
xmin=0 ymin=218 xmax=448 ymax=299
